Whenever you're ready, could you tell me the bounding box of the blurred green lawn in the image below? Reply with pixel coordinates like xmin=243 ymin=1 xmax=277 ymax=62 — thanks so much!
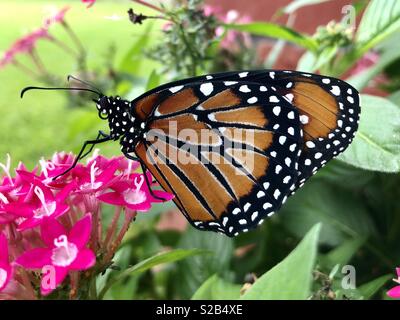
xmin=0 ymin=0 xmax=158 ymax=168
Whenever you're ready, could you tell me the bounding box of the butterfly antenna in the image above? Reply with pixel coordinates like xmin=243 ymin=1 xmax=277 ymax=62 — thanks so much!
xmin=20 ymin=86 xmax=102 ymax=98
xmin=67 ymin=75 xmax=102 ymax=93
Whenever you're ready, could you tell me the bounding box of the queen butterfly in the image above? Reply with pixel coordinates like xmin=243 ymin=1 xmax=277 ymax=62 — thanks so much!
xmin=21 ymin=70 xmax=360 ymax=237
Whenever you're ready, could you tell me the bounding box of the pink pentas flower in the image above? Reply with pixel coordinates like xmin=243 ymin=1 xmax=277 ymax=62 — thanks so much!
xmin=349 ymin=51 xmax=379 ymax=76
xmin=387 ymin=268 xmax=400 ymax=299
xmin=203 ymin=4 xmax=223 ymax=17
xmin=116 ymin=156 xmax=140 ymax=175
xmin=98 ymin=172 xmax=174 ymax=211
xmin=1 ymin=27 xmax=54 ymax=67
xmin=16 ymin=214 xmax=95 ymax=296
xmin=43 ymin=6 xmax=70 ymax=28
xmin=0 ymin=49 xmax=16 ymax=69
xmin=82 ymin=0 xmax=96 ymax=8
xmin=0 ymin=193 xmax=18 ymax=225
xmin=0 ymin=233 xmax=12 ymax=292
xmin=0 ymin=160 xmax=36 ymax=200
xmin=74 ymin=157 xmax=121 ymax=194
xmin=202 ymin=5 xmax=252 ymax=50
xmin=38 ymin=152 xmax=78 ymax=188
xmin=4 ymin=173 xmax=74 ymax=230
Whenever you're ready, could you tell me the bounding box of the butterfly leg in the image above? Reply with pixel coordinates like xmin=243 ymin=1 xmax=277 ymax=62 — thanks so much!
xmin=139 ymin=160 xmax=168 ymax=202
xmin=79 ymin=131 xmax=110 ymax=160
xmin=53 ymin=135 xmax=112 ymax=180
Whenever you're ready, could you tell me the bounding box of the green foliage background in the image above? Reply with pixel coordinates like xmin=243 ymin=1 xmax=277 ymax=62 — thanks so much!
xmin=0 ymin=0 xmax=399 ymax=300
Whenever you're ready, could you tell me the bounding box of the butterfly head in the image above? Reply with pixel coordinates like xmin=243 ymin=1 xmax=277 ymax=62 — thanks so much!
xmin=95 ymin=95 xmax=133 ymax=139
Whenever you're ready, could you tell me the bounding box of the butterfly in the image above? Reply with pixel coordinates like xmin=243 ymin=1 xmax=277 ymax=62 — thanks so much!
xmin=21 ymin=70 xmax=360 ymax=237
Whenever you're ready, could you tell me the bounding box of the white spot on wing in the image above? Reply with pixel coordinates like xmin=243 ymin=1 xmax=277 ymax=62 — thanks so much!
xmin=169 ymin=85 xmax=184 ymax=93
xmin=200 ymin=82 xmax=213 ymax=96
xmin=247 ymin=96 xmax=258 ymax=104
xmin=224 ymin=81 xmax=238 ymax=86
xmin=270 ymin=96 xmax=280 ymax=103
xmin=272 ymin=106 xmax=281 ymax=116
xmin=300 ymin=115 xmax=309 ymax=124
xmin=239 ymin=85 xmax=251 ymax=93
xmin=331 ymin=85 xmax=341 ymax=96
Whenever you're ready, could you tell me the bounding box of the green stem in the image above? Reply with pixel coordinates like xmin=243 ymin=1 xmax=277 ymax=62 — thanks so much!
xmin=178 ymin=23 xmax=198 ymax=76
xmin=89 ymin=277 xmax=98 ymax=300
xmin=29 ymin=49 xmax=48 ymax=76
xmin=12 ymin=60 xmax=41 ymax=79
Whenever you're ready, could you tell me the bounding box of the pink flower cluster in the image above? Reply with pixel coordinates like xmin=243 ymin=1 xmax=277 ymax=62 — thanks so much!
xmin=0 ymin=7 xmax=70 ymax=69
xmin=0 ymin=28 xmax=53 ymax=68
xmin=0 ymin=152 xmax=172 ymax=299
xmin=82 ymin=0 xmax=96 ymax=8
xmin=203 ymin=5 xmax=252 ymax=50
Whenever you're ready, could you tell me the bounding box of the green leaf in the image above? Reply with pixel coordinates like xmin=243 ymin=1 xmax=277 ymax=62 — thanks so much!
xmin=358 ymin=274 xmax=392 ymax=299
xmin=316 ymin=160 xmax=375 ymax=190
xmin=98 ymin=248 xmax=208 ymax=299
xmin=146 ymin=70 xmax=162 ymax=91
xmin=321 ymin=237 xmax=366 ymax=269
xmin=175 ymin=228 xmax=234 ymax=298
xmin=118 ymin=24 xmax=154 ymax=75
xmin=356 ymin=0 xmax=400 ymax=54
xmin=281 ymin=180 xmax=376 ymax=246
xmin=241 ymin=224 xmax=321 ymax=300
xmin=314 ymin=45 xmax=338 ymax=73
xmin=297 ymin=51 xmax=317 ymax=73
xmin=338 ymin=94 xmax=400 ymax=172
xmin=389 ymin=90 xmax=400 ymax=106
xmin=224 ymin=22 xmax=318 ymax=52
xmin=297 ymin=46 xmax=338 ymax=73
xmin=192 ymin=275 xmax=241 ymax=300
xmin=281 ymin=0 xmax=332 ymax=14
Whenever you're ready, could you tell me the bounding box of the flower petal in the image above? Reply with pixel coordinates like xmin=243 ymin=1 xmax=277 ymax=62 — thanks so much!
xmin=40 ymin=266 xmax=68 ymax=296
xmin=127 ymin=201 xmax=151 ymax=212
xmin=151 ymin=190 xmax=175 ymax=202
xmin=40 ymin=218 xmax=67 ymax=247
xmin=96 ymin=159 xmax=119 ymax=184
xmin=3 ymin=202 xmax=34 ymax=217
xmin=0 ymin=233 xmax=9 ymax=263
xmin=97 ymin=192 xmax=125 ymax=206
xmin=109 ymin=180 xmax=130 ymax=193
xmin=16 ymin=248 xmax=51 ymax=269
xmin=69 ymin=249 xmax=96 ymax=270
xmin=17 ymin=217 xmax=41 ymax=231
xmin=69 ymin=214 xmax=92 ymax=249
xmin=387 ymin=285 xmax=400 ymax=299
xmin=51 ymin=203 xmax=70 ymax=219
xmin=0 ymin=264 xmax=12 ymax=292
xmin=55 ymin=181 xmax=77 ymax=203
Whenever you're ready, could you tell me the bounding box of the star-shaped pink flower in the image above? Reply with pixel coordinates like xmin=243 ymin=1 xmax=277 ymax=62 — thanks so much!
xmin=82 ymin=0 xmax=96 ymax=8
xmin=98 ymin=172 xmax=174 ymax=211
xmin=43 ymin=6 xmax=70 ymax=28
xmin=74 ymin=157 xmax=121 ymax=194
xmin=16 ymin=214 xmax=95 ymax=296
xmin=5 ymin=172 xmax=74 ymax=230
xmin=387 ymin=268 xmax=400 ymax=299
